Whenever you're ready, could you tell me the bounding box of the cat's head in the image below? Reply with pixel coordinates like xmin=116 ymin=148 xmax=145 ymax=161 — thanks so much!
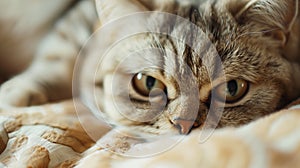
xmin=92 ymin=0 xmax=300 ymax=135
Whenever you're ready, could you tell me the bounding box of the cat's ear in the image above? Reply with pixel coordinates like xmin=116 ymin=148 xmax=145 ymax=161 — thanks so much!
xmin=95 ymin=0 xmax=149 ymax=25
xmin=229 ymin=0 xmax=299 ymax=46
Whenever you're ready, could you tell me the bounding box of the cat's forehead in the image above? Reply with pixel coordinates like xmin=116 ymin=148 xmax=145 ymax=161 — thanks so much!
xmin=118 ymin=0 xmax=283 ymax=85
xmin=142 ymin=1 xmax=238 ymax=78
xmin=137 ymin=0 xmax=276 ymax=84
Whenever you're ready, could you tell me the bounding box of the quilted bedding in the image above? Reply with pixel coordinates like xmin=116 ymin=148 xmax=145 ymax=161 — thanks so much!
xmin=0 ymin=99 xmax=300 ymax=167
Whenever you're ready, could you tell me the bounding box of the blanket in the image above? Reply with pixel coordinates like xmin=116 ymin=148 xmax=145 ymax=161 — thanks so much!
xmin=0 ymin=99 xmax=300 ymax=167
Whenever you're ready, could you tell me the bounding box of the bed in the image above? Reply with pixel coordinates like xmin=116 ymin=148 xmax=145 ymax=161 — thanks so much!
xmin=0 ymin=98 xmax=300 ymax=167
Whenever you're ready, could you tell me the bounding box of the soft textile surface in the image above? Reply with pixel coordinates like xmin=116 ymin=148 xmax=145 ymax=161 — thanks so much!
xmin=0 ymin=99 xmax=300 ymax=167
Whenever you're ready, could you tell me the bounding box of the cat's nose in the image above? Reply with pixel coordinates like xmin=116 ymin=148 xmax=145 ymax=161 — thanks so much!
xmin=172 ymin=118 xmax=194 ymax=134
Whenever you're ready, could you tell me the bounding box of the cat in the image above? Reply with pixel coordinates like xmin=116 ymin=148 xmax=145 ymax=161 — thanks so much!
xmin=0 ymin=0 xmax=300 ymax=137
xmin=89 ymin=0 xmax=300 ymax=135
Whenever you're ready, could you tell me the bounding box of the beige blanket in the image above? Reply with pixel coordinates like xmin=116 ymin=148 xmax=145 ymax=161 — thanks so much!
xmin=0 ymin=99 xmax=300 ymax=167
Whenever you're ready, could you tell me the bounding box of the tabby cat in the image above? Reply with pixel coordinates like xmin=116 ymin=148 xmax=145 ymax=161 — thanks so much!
xmin=89 ymin=0 xmax=300 ymax=135
xmin=0 ymin=0 xmax=299 ymax=136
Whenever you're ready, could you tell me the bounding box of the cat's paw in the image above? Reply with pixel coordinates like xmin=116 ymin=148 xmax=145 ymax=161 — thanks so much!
xmin=0 ymin=77 xmax=48 ymax=108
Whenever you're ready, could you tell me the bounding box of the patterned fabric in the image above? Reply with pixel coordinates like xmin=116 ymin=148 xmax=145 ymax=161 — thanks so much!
xmin=0 ymin=101 xmax=104 ymax=167
xmin=0 ymin=100 xmax=300 ymax=167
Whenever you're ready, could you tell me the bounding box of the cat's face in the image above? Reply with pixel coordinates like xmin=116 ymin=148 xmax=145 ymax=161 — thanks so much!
xmin=92 ymin=0 xmax=300 ymax=135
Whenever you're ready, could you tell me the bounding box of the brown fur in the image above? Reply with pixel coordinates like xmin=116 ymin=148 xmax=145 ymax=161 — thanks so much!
xmin=95 ymin=0 xmax=300 ymax=135
xmin=0 ymin=0 xmax=299 ymax=136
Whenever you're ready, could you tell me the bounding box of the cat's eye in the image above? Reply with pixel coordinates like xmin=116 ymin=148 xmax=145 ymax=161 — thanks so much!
xmin=132 ymin=73 xmax=166 ymax=97
xmin=215 ymin=79 xmax=249 ymax=103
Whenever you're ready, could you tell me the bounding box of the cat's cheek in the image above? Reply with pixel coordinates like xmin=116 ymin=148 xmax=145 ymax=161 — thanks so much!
xmin=102 ymin=98 xmax=127 ymax=125
xmin=102 ymin=100 xmax=116 ymax=120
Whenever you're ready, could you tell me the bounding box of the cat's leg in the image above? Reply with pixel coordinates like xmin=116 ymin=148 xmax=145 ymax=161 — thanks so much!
xmin=0 ymin=0 xmax=97 ymax=107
